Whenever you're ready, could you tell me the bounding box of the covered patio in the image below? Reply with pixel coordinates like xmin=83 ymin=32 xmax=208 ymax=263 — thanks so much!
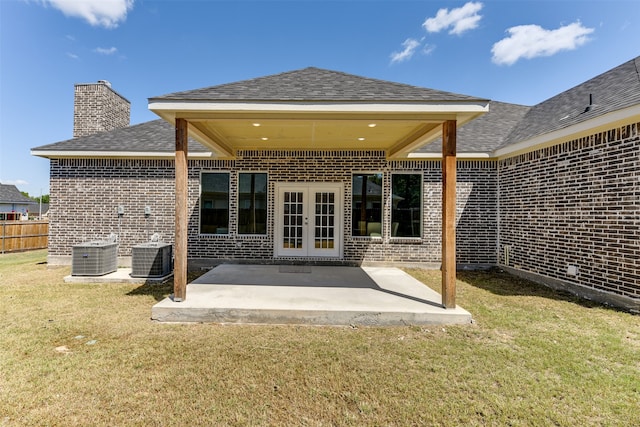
xmin=147 ymin=68 xmax=490 ymax=313
xmin=151 ymin=264 xmax=472 ymax=325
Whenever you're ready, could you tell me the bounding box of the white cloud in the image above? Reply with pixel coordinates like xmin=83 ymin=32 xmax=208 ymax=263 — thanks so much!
xmin=423 ymin=2 xmax=483 ymax=35
xmin=491 ymin=21 xmax=594 ymax=66
xmin=390 ymin=38 xmax=422 ymax=64
xmin=66 ymin=52 xmax=79 ymax=59
xmin=42 ymin=0 xmax=134 ymax=29
xmin=422 ymin=44 xmax=436 ymax=56
xmin=94 ymin=47 xmax=118 ymax=55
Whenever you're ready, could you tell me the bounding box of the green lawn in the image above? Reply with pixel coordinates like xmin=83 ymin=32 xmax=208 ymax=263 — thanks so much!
xmin=1 ymin=250 xmax=638 ymax=426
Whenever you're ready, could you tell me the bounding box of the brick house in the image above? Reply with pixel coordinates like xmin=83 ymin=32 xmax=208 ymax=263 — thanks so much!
xmin=32 ymin=57 xmax=640 ymax=311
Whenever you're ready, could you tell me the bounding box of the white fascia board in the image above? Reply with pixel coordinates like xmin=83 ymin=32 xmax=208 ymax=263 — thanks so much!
xmin=148 ymin=101 xmax=490 ymax=115
xmin=494 ymin=105 xmax=640 ymax=159
xmin=405 ymin=152 xmax=492 ymax=159
xmin=30 ymin=150 xmax=216 ymax=159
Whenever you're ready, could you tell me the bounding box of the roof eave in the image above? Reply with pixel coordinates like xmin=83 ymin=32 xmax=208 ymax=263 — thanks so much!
xmin=149 ymin=100 xmax=490 ymax=158
xmin=406 ymin=152 xmax=494 ymax=159
xmin=148 ymin=100 xmax=490 ymax=115
xmin=30 ymin=150 xmax=216 ymax=160
xmin=494 ymin=104 xmax=640 ymax=159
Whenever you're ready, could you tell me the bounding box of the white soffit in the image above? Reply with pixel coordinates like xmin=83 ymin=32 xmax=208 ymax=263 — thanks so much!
xmin=149 ymin=101 xmax=489 ymax=158
xmin=30 ymin=150 xmax=216 ymax=159
xmin=406 ymin=152 xmax=492 ymax=159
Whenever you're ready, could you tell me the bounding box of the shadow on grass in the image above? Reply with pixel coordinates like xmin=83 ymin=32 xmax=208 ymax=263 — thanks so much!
xmin=458 ymin=268 xmax=623 ymax=312
xmin=126 ymin=271 xmax=207 ymax=302
xmin=126 ymin=281 xmax=173 ymax=302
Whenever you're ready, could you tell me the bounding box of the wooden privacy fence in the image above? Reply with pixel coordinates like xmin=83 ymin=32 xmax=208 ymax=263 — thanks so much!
xmin=1 ymin=220 xmax=49 ymax=253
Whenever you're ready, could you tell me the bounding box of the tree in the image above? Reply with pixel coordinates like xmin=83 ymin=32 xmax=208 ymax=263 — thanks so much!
xmin=20 ymin=191 xmax=49 ymax=204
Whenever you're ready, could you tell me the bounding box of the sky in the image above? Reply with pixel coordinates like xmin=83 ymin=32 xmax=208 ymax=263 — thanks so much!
xmin=1 ymin=0 xmax=638 ymax=196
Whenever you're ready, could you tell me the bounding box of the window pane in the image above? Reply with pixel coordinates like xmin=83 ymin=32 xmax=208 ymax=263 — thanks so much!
xmin=391 ymin=174 xmax=422 ymax=238
xmin=238 ymin=173 xmax=267 ymax=234
xmin=200 ymin=173 xmax=230 ymax=234
xmin=352 ymin=173 xmax=383 ymax=236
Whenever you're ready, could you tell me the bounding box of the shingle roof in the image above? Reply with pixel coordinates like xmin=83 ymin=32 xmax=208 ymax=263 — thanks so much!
xmin=33 ymin=59 xmax=640 ymax=158
xmin=32 ymin=120 xmax=211 ymax=154
xmin=0 ymin=184 xmax=37 ymax=205
xmin=418 ymin=101 xmax=531 ymax=153
xmin=501 ymin=56 xmax=640 ymax=147
xmin=149 ymin=67 xmax=486 ymax=103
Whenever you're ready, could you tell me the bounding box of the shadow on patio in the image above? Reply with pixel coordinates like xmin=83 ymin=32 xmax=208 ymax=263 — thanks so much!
xmin=150 ymin=264 xmax=472 ymax=326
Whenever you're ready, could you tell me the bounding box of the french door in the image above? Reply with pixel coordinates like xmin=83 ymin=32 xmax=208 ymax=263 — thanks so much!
xmin=275 ymin=183 xmax=343 ymax=258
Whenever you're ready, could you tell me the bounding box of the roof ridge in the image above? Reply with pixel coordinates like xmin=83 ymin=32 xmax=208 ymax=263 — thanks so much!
xmin=149 ymin=66 xmax=488 ymax=102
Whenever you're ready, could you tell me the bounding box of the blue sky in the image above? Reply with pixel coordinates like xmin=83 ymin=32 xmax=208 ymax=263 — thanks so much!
xmin=1 ymin=0 xmax=638 ymax=195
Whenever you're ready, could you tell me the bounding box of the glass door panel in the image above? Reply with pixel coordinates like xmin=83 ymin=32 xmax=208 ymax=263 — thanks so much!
xmin=276 ymin=184 xmax=342 ymax=258
xmin=282 ymin=191 xmax=304 ymax=250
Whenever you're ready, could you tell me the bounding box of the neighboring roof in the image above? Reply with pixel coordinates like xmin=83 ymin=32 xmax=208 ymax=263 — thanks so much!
xmin=418 ymin=101 xmax=531 ymax=154
xmin=0 ymin=184 xmax=37 ymax=205
xmin=31 ymin=120 xmax=211 ymax=157
xmin=501 ymin=56 xmax=640 ymax=147
xmin=149 ymin=67 xmax=487 ymax=103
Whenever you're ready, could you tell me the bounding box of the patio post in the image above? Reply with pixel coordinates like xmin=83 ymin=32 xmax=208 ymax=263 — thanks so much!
xmin=442 ymin=120 xmax=457 ymax=309
xmin=174 ymin=118 xmax=188 ymax=302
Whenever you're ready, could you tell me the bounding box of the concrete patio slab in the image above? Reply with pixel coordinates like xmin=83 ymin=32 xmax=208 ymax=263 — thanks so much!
xmin=151 ymin=265 xmax=472 ymax=326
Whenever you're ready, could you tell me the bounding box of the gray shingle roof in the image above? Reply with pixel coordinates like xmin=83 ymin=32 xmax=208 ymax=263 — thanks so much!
xmin=0 ymin=184 xmax=37 ymax=205
xmin=418 ymin=101 xmax=531 ymax=153
xmin=501 ymin=56 xmax=640 ymax=147
xmin=32 ymin=120 xmax=211 ymax=154
xmin=33 ymin=59 xmax=640 ymax=157
xmin=149 ymin=67 xmax=487 ymax=103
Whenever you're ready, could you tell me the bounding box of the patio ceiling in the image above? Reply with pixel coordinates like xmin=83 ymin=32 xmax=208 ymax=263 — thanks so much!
xmin=148 ymin=103 xmax=488 ymax=159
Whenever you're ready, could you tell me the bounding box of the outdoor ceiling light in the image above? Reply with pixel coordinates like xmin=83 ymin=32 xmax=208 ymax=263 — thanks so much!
xmin=368 ymin=123 xmax=377 ymax=127
xmin=252 ymin=123 xmax=261 ymax=127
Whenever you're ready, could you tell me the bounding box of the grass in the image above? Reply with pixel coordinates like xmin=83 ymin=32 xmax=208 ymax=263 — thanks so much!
xmin=1 ymin=250 xmax=639 ymax=426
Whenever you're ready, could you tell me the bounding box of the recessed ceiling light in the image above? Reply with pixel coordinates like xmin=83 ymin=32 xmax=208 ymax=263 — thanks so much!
xmin=358 ymin=137 xmax=366 ymax=141
xmin=252 ymin=123 xmax=261 ymax=127
xmin=368 ymin=123 xmax=377 ymax=128
xmin=261 ymin=137 xmax=269 ymax=141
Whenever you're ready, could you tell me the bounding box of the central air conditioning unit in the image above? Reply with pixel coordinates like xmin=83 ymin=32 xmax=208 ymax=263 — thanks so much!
xmin=131 ymin=242 xmax=172 ymax=278
xmin=72 ymin=240 xmax=118 ymax=276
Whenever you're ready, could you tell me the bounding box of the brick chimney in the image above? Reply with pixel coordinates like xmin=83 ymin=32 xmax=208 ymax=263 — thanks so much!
xmin=73 ymin=80 xmax=130 ymax=138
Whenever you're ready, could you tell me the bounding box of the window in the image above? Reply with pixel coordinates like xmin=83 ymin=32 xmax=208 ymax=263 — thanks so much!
xmin=352 ymin=173 xmax=383 ymax=236
xmin=200 ymin=172 xmax=229 ymax=234
xmin=391 ymin=174 xmax=422 ymax=238
xmin=238 ymin=173 xmax=267 ymax=235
